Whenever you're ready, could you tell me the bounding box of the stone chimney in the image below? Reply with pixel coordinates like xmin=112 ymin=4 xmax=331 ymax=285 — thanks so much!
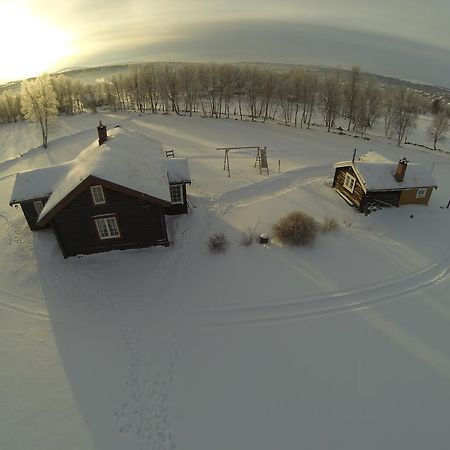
xmin=97 ymin=121 xmax=107 ymax=146
xmin=394 ymin=157 xmax=408 ymax=182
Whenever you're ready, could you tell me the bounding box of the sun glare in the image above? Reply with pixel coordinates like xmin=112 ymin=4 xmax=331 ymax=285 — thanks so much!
xmin=0 ymin=2 xmax=73 ymax=83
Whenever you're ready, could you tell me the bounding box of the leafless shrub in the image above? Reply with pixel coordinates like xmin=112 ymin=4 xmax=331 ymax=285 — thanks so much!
xmin=240 ymin=227 xmax=256 ymax=247
xmin=239 ymin=219 xmax=261 ymax=247
xmin=208 ymin=232 xmax=229 ymax=253
xmin=273 ymin=211 xmax=319 ymax=247
xmin=321 ymin=217 xmax=339 ymax=233
xmin=343 ymin=217 xmax=353 ymax=227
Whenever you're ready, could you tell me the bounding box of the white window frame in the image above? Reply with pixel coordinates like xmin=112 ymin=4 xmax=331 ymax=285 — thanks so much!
xmin=94 ymin=216 xmax=121 ymax=240
xmin=169 ymin=184 xmax=184 ymax=204
xmin=34 ymin=200 xmax=44 ymax=216
xmin=343 ymin=173 xmax=356 ymax=193
xmin=416 ymin=188 xmax=427 ymax=199
xmin=91 ymin=185 xmax=106 ymax=205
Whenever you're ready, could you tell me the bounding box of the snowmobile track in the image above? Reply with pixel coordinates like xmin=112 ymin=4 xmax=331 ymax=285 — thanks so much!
xmin=200 ymin=253 xmax=450 ymax=328
xmin=0 ymin=287 xmax=49 ymax=321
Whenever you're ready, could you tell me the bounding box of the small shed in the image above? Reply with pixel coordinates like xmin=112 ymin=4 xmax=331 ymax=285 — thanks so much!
xmin=332 ymin=151 xmax=437 ymax=213
xmin=9 ymin=126 xmax=191 ymax=257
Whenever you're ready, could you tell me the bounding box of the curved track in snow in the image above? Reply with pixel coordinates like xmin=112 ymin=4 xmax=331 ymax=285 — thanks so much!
xmin=0 ymin=289 xmax=49 ymax=321
xmin=200 ymin=252 xmax=450 ymax=327
xmin=198 ymin=167 xmax=450 ymax=328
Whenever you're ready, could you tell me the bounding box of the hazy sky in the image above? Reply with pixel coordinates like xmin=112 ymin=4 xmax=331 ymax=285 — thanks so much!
xmin=1 ymin=0 xmax=450 ymax=87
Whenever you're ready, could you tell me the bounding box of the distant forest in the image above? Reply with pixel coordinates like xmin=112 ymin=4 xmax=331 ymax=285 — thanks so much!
xmin=1 ymin=63 xmax=449 ymax=149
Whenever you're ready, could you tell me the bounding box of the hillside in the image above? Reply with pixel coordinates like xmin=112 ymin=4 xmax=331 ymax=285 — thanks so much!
xmin=2 ymin=62 xmax=450 ymax=98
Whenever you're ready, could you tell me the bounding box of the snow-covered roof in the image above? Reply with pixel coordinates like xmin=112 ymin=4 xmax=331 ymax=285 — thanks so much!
xmin=166 ymin=158 xmax=191 ymax=184
xmin=9 ymin=164 xmax=70 ymax=204
xmin=10 ymin=127 xmax=191 ymax=220
xmin=335 ymin=151 xmax=437 ymax=191
xmin=357 ymin=151 xmax=391 ymax=163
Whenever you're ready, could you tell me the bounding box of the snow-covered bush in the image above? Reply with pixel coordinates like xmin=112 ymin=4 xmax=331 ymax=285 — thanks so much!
xmin=321 ymin=217 xmax=339 ymax=233
xmin=273 ymin=211 xmax=319 ymax=247
xmin=208 ymin=232 xmax=229 ymax=253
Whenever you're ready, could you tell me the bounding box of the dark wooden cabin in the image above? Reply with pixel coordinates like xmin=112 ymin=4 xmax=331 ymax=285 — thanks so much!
xmin=333 ymin=151 xmax=437 ymax=213
xmin=37 ymin=176 xmax=170 ymax=258
xmin=17 ymin=197 xmax=51 ymax=231
xmin=9 ymin=125 xmax=191 ymax=257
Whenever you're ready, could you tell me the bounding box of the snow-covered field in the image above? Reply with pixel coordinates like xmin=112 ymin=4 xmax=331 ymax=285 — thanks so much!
xmin=1 ymin=112 xmax=450 ymax=450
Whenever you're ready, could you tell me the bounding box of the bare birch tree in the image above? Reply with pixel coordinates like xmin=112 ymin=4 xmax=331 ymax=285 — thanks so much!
xmin=179 ymin=64 xmax=198 ymax=116
xmin=344 ymin=65 xmax=361 ymax=131
xmin=82 ymin=82 xmax=101 ymax=113
xmin=21 ymin=74 xmax=58 ymax=148
xmin=320 ymin=72 xmax=342 ymax=132
xmin=303 ymin=70 xmax=319 ymax=129
xmin=354 ymin=80 xmax=381 ymax=136
xmin=276 ymin=72 xmax=293 ymax=126
xmin=244 ymin=66 xmax=262 ymax=121
xmin=392 ymin=87 xmax=422 ymax=146
xmin=0 ymin=90 xmax=22 ymax=123
xmin=427 ymin=110 xmax=449 ymax=150
xmin=290 ymin=69 xmax=304 ymax=127
xmin=383 ymin=86 xmax=396 ymax=137
xmin=260 ymin=70 xmax=277 ymax=122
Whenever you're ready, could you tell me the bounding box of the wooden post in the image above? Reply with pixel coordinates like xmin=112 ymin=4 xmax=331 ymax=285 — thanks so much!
xmin=278 ymin=159 xmax=281 ymax=172
xmin=264 ymin=146 xmax=269 ymax=174
xmin=259 ymin=147 xmax=262 ymax=175
xmin=226 ymin=149 xmax=231 ymax=177
xmin=254 ymin=147 xmax=260 ymax=168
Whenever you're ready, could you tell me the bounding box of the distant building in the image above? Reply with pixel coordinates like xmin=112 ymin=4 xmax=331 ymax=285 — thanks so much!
xmin=9 ymin=125 xmax=191 ymax=257
xmin=333 ymin=151 xmax=437 ymax=213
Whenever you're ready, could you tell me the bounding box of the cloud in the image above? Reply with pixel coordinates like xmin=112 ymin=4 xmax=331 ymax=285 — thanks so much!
xmin=69 ymin=19 xmax=450 ymax=87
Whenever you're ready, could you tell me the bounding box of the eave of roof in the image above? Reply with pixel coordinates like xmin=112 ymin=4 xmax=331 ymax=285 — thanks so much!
xmin=9 ymin=165 xmax=70 ymax=205
xmin=334 ymin=160 xmax=437 ymax=192
xmin=10 ymin=127 xmax=192 ymax=222
xmin=37 ymin=175 xmax=171 ymax=226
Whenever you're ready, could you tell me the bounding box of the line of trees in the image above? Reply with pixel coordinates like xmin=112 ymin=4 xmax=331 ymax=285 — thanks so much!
xmin=1 ymin=63 xmax=449 ymax=150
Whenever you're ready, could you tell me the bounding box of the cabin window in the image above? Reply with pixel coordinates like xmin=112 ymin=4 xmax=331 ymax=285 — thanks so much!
xmin=416 ymin=188 xmax=427 ymax=199
xmin=34 ymin=200 xmax=44 ymax=216
xmin=343 ymin=173 xmax=356 ymax=193
xmin=169 ymin=184 xmax=183 ymax=204
xmin=94 ymin=216 xmax=120 ymax=240
xmin=91 ymin=185 xmax=106 ymax=205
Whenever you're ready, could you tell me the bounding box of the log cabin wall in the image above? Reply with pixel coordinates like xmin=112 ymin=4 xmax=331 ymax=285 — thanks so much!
xmin=20 ymin=197 xmax=51 ymax=231
xmin=51 ymin=184 xmax=168 ymax=257
xmin=165 ymin=184 xmax=188 ymax=215
xmin=333 ymin=166 xmax=365 ymax=208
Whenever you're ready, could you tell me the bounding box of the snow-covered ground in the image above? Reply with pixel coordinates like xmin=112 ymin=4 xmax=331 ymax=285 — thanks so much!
xmin=1 ymin=112 xmax=450 ymax=450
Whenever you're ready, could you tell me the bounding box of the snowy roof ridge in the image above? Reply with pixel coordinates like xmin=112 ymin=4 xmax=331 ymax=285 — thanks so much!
xmin=10 ymin=127 xmax=191 ymax=218
xmin=335 ymin=151 xmax=437 ymax=191
xmin=357 ymin=150 xmax=392 ymax=163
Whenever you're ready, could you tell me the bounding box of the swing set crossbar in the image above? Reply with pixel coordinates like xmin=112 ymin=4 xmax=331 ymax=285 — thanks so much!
xmin=216 ymin=146 xmax=261 ymax=151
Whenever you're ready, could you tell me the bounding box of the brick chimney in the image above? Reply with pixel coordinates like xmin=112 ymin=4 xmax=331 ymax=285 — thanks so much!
xmin=97 ymin=121 xmax=107 ymax=146
xmin=394 ymin=157 xmax=408 ymax=182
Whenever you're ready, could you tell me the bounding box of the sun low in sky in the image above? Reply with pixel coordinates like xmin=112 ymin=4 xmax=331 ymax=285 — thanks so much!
xmin=1 ymin=0 xmax=450 ymax=87
xmin=0 ymin=2 xmax=73 ymax=83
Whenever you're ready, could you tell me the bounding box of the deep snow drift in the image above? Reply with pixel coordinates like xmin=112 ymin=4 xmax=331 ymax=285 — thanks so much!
xmin=1 ymin=112 xmax=450 ymax=450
